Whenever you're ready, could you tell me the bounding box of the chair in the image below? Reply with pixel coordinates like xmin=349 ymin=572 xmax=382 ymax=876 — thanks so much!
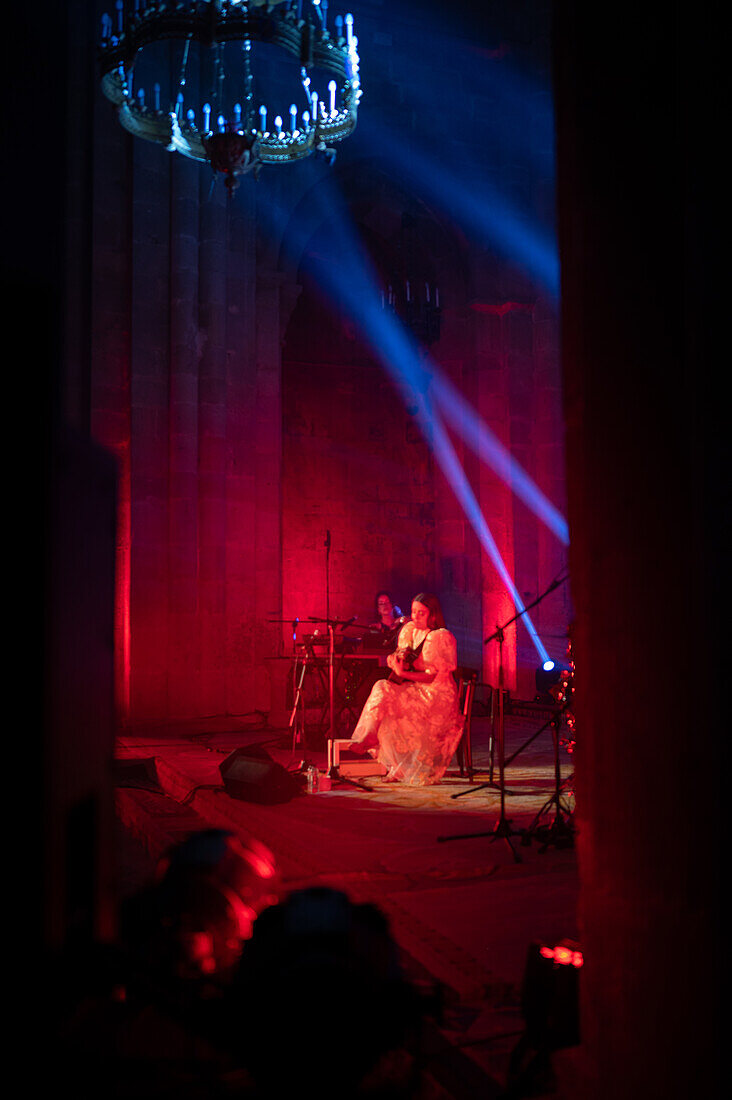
xmin=454 ymin=666 xmax=479 ymax=780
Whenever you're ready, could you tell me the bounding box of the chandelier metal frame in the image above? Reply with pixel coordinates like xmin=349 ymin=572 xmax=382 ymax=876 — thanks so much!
xmin=99 ymin=1 xmax=362 ymax=185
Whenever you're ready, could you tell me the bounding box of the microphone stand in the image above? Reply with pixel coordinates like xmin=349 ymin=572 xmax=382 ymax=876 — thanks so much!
xmin=303 ymin=615 xmax=350 ymax=777
xmin=268 ymin=616 xmax=306 ymax=754
xmin=318 ymin=535 xmax=368 ymax=765
xmin=324 ymin=530 xmax=335 ymax=749
xmin=438 ymin=574 xmax=568 ymax=863
xmin=270 ymin=609 xmax=343 ymax=757
xmin=305 ymin=529 xmax=353 ymax=779
xmin=288 ymin=639 xmax=311 ymax=757
xmin=325 ymin=529 xmax=331 ymax=630
xmin=439 ymin=617 xmax=522 ymax=860
xmin=522 ymin=701 xmax=575 ymax=851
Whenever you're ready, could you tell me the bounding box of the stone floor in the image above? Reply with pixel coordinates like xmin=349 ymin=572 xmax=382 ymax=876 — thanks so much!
xmin=113 ymin=702 xmax=580 ymax=1098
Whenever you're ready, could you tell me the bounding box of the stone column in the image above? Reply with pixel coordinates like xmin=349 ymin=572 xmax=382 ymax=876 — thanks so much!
xmin=197 ymin=178 xmax=228 ymax=715
xmin=167 ymin=155 xmax=201 ymax=718
xmin=127 ymin=139 xmax=171 ymax=722
xmin=554 ymin=6 xmax=721 ymax=1096
xmin=469 ymin=277 xmax=519 ymax=692
xmin=254 ymin=264 xmax=301 ymax=717
xmin=90 ymin=85 xmax=132 ymax=724
xmin=223 ymin=183 xmax=260 ymax=715
xmin=533 ymin=293 xmax=571 ymax=661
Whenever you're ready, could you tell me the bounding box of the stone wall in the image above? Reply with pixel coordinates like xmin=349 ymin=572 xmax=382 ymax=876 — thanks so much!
xmin=73 ymin=0 xmax=566 ymax=723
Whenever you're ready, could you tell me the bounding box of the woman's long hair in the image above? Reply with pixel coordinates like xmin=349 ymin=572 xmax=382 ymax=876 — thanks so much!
xmin=412 ymin=592 xmax=447 ymax=630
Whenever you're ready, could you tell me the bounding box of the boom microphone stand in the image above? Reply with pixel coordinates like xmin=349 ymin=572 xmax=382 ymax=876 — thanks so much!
xmin=324 ymin=530 xmax=335 ymax=747
xmin=438 ymin=574 xmax=568 ymax=862
xmin=439 ymin=616 xmax=522 ymax=860
xmin=439 ymin=620 xmax=523 ymax=860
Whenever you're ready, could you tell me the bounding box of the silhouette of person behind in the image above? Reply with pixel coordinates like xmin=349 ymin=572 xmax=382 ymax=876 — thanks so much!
xmin=221 ymin=886 xmax=425 ymax=1097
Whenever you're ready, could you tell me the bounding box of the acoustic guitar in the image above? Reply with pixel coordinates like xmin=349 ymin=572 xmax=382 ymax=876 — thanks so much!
xmin=388 ymin=631 xmax=431 ymax=684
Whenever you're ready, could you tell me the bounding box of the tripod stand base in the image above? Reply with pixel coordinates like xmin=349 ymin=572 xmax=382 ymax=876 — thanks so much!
xmin=490 ymin=814 xmax=523 ymax=862
xmin=438 ymin=812 xmax=523 ymax=863
xmin=521 ymin=803 xmax=575 ymax=852
xmin=492 ymin=815 xmax=515 ymax=837
xmin=450 ymin=779 xmax=521 ymax=800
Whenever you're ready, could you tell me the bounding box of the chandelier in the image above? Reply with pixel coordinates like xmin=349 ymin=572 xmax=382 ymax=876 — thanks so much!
xmin=380 ymin=210 xmax=442 ymax=346
xmin=99 ymin=1 xmax=363 ymax=191
xmin=382 ymin=278 xmax=441 ymax=346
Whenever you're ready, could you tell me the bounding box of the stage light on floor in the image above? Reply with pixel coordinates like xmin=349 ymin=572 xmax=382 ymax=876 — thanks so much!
xmin=522 ymin=939 xmax=581 ymax=1047
xmin=120 ymin=828 xmax=281 ymax=984
xmin=539 ymin=944 xmax=583 ymax=968
xmin=507 ymin=939 xmax=581 ymax=1097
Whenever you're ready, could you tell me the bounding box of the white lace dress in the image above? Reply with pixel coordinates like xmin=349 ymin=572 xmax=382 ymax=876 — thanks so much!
xmin=350 ymin=622 xmax=464 ymax=786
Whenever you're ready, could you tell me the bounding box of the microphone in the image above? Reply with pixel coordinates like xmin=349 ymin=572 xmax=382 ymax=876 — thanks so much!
xmin=324 ymin=530 xmax=331 ymax=550
xmin=393 ymin=605 xmax=403 ymax=617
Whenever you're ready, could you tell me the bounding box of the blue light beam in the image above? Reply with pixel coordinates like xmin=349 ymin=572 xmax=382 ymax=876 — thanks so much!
xmin=361 ymin=119 xmax=560 ymax=301
xmin=430 ymin=371 xmax=569 ymax=544
xmin=274 ymin=168 xmax=567 ymax=544
xmin=259 ymin=175 xmax=557 ymax=660
xmin=414 ymin=392 xmax=551 ymax=665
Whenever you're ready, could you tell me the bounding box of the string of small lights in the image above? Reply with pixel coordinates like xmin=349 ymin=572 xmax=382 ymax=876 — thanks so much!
xmin=555 ymin=635 xmax=576 ymax=756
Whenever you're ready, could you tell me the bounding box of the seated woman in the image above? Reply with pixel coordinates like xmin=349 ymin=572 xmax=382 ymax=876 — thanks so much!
xmin=350 ymin=593 xmax=464 ymax=786
xmin=369 ymin=591 xmax=404 ymax=634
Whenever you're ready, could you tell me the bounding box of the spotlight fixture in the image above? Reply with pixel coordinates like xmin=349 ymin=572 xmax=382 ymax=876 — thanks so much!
xmin=520 ymin=939 xmax=581 ymax=1050
xmin=119 ymin=828 xmax=281 ymax=990
xmin=535 ymin=658 xmax=567 ymax=702
xmin=98 ymin=1 xmax=363 ymax=191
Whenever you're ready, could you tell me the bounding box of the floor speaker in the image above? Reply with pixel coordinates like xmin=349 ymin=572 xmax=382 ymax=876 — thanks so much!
xmin=219 ymin=746 xmax=301 ymax=805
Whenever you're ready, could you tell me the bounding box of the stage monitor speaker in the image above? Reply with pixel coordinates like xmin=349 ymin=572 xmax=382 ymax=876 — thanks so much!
xmin=219 ymin=746 xmax=301 ymax=805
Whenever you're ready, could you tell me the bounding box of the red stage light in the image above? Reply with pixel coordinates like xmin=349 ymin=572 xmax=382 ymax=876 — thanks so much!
xmin=539 ymin=943 xmax=584 ymax=968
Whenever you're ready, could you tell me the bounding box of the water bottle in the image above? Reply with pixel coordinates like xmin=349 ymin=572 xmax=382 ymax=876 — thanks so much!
xmin=306 ymin=763 xmax=319 ymax=793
